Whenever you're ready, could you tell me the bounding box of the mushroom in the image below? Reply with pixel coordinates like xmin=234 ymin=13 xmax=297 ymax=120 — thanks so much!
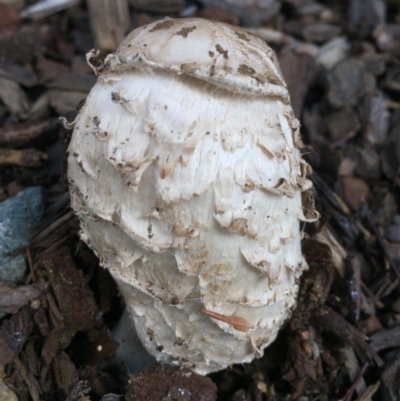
xmin=67 ymin=18 xmax=319 ymax=374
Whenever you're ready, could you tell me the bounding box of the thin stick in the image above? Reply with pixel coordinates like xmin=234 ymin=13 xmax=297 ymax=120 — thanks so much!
xmin=13 ymin=357 xmax=42 ymax=401
xmin=341 ymin=362 xmax=369 ymax=401
xmin=26 ymin=247 xmax=35 ymax=282
xmin=31 ymin=210 xmax=74 ymax=245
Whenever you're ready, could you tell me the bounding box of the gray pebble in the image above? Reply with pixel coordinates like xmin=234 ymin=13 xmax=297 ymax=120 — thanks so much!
xmin=0 ymin=187 xmax=45 ymax=282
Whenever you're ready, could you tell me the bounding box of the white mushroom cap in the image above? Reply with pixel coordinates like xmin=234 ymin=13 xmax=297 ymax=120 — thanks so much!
xmin=68 ymin=18 xmax=318 ymax=374
xmin=100 ymin=18 xmax=289 ymax=100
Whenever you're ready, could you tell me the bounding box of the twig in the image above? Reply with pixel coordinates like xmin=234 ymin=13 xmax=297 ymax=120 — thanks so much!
xmin=341 ymin=362 xmax=369 ymax=401
xmin=46 ymin=292 xmax=64 ymax=324
xmin=31 ymin=210 xmax=74 ymax=245
xmin=41 ymin=233 xmax=74 ymax=254
xmin=360 ymin=281 xmax=384 ymax=309
xmin=313 ymin=306 xmax=383 ymax=367
xmin=360 ymin=203 xmax=400 ymax=281
xmin=329 ymin=131 xmax=357 ymax=149
xmin=25 ymin=247 xmax=35 ymax=284
xmin=13 ymin=356 xmax=42 ymax=401
xmin=355 ymin=381 xmax=380 ymax=401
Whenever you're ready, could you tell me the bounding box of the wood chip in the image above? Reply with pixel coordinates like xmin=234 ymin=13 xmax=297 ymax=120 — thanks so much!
xmin=0 ymin=148 xmax=47 ymax=167
xmin=38 ymin=249 xmax=98 ymax=337
xmin=0 ymin=307 xmax=34 ymax=365
xmin=313 ymin=306 xmax=383 ymax=366
xmin=302 ymin=22 xmax=342 ymax=43
xmin=0 ymin=118 xmax=58 ymax=147
xmin=126 ymin=365 xmax=217 ymax=401
xmin=370 ymin=326 xmax=400 ymax=351
xmin=87 ymin=0 xmax=131 ymax=53
xmin=0 ymin=281 xmax=47 ymax=314
xmin=340 ymin=177 xmax=369 ymax=211
xmin=326 ymin=58 xmax=367 ymax=108
xmin=0 ymin=77 xmax=30 ymax=119
xmin=0 ymin=4 xmax=20 ymax=35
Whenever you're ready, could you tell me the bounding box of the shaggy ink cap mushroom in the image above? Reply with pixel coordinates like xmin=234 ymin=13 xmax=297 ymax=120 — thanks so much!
xmin=68 ymin=18 xmax=319 ymax=374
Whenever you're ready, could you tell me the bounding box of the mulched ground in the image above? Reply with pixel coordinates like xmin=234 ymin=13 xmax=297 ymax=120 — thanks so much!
xmin=0 ymin=0 xmax=400 ymax=400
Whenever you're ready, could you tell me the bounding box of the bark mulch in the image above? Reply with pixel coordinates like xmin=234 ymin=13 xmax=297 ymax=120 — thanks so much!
xmin=0 ymin=0 xmax=399 ymax=400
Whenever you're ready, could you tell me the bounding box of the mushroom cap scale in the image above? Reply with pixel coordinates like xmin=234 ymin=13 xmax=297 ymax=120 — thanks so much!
xmin=68 ymin=17 xmax=318 ymax=374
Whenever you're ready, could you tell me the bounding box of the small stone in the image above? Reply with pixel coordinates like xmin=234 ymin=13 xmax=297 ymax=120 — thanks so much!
xmin=0 ymin=187 xmax=45 ymax=282
xmin=30 ymin=299 xmax=41 ymax=310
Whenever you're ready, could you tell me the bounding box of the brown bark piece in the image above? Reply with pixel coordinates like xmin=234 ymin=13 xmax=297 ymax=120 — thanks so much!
xmin=87 ymin=0 xmax=131 ymax=53
xmin=196 ymin=8 xmax=239 ymax=26
xmin=38 ymin=249 xmax=98 ymax=339
xmin=0 ymin=148 xmax=47 ymax=167
xmin=340 ymin=177 xmax=369 ymax=211
xmin=53 ymin=351 xmax=79 ymax=398
xmin=381 ymin=349 xmax=400 ymax=401
xmin=0 ymin=4 xmax=20 ymax=35
xmin=370 ymin=326 xmax=400 ymax=352
xmin=126 ymin=365 xmax=217 ymax=401
xmin=0 ymin=307 xmax=33 ymax=365
xmin=325 ymin=106 xmax=361 ymax=142
xmin=0 ymin=77 xmax=30 ymax=120
xmin=326 ymin=58 xmax=367 ymax=108
xmin=0 ymin=281 xmax=47 ymax=314
xmin=313 ymin=306 xmax=383 ymax=366
xmin=279 ymin=48 xmax=316 ymax=119
xmin=302 ymin=23 xmax=342 ymax=43
xmin=0 ymin=118 xmax=58 ymax=147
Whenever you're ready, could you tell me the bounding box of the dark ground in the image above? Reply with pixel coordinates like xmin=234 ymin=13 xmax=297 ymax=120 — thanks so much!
xmin=0 ymin=0 xmax=400 ymax=400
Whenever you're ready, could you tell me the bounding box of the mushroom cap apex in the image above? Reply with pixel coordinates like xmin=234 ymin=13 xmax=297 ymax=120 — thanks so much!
xmin=103 ymin=17 xmax=289 ymax=99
